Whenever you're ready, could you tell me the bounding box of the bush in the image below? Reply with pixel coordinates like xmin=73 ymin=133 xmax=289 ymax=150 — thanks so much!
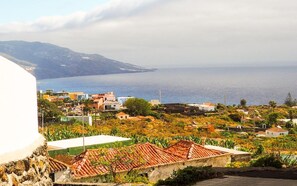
xmin=155 ymin=166 xmax=223 ymax=186
xmin=251 ymin=155 xmax=282 ymax=168
xmin=227 ymin=161 xmax=250 ymax=168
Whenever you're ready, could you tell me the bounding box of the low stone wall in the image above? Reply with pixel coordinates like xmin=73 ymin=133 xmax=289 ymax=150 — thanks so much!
xmin=231 ymin=154 xmax=251 ymax=162
xmin=0 ymin=142 xmax=53 ymax=186
xmin=144 ymin=153 xmax=231 ymax=182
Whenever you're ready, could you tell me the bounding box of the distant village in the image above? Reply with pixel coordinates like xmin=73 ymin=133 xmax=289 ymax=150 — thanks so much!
xmin=39 ymin=89 xmax=291 ymax=138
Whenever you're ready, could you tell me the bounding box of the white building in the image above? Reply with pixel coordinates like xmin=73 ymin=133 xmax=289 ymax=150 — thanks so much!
xmin=117 ymin=96 xmax=134 ymax=105
xmin=0 ymin=56 xmax=51 ymax=185
xmin=188 ymin=102 xmax=216 ymax=112
xmin=0 ymin=56 xmax=44 ymax=162
xmin=278 ymin=119 xmax=297 ymax=126
xmin=62 ymin=115 xmax=93 ymax=126
xmin=150 ymin=99 xmax=161 ymax=106
xmin=265 ymin=126 xmax=289 ymax=137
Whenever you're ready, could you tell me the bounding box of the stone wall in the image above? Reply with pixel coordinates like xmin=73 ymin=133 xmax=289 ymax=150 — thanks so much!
xmin=144 ymin=153 xmax=231 ymax=182
xmin=231 ymin=154 xmax=251 ymax=162
xmin=0 ymin=143 xmax=53 ymax=186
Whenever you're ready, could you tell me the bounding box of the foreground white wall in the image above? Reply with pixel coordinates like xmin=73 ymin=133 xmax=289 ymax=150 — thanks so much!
xmin=0 ymin=56 xmax=42 ymax=162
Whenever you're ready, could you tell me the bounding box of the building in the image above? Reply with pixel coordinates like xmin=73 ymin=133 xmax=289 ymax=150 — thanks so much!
xmin=61 ymin=115 xmax=93 ymax=126
xmin=116 ymin=112 xmax=130 ymax=120
xmin=92 ymin=92 xmax=121 ymax=111
xmin=71 ymin=141 xmax=230 ymax=182
xmin=104 ymin=100 xmax=121 ymax=111
xmin=265 ymin=126 xmax=289 ymax=137
xmin=278 ymin=119 xmax=297 ymax=126
xmin=188 ymin=102 xmax=216 ymax=112
xmin=204 ymin=145 xmax=251 ymax=162
xmin=0 ymin=56 xmax=52 ymax=185
xmin=150 ymin=99 xmax=161 ymax=106
xmin=49 ymin=157 xmax=71 ymax=182
xmin=69 ymin=92 xmax=85 ymax=100
xmin=117 ymin=96 xmax=134 ymax=105
xmin=92 ymin=98 xmax=104 ymax=110
xmin=77 ymin=93 xmax=89 ymax=101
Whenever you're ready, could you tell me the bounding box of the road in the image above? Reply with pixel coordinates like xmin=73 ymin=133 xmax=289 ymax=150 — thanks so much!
xmin=195 ymin=175 xmax=297 ymax=186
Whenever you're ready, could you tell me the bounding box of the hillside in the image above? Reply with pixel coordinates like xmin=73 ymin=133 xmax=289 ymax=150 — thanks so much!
xmin=0 ymin=41 xmax=154 ymax=79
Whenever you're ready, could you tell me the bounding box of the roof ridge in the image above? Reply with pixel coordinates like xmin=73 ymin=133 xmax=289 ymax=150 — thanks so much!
xmin=49 ymin=157 xmax=70 ymax=167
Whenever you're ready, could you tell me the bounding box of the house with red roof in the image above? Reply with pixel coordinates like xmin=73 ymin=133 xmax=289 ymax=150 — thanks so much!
xmin=116 ymin=112 xmax=130 ymax=120
xmin=71 ymin=141 xmax=231 ymax=182
xmin=265 ymin=126 xmax=289 ymax=137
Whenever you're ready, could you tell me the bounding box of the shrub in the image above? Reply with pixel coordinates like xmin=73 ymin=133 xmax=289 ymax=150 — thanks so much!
xmin=280 ymin=154 xmax=297 ymax=167
xmin=251 ymin=155 xmax=282 ymax=168
xmin=227 ymin=161 xmax=250 ymax=168
xmin=155 ymin=166 xmax=223 ymax=186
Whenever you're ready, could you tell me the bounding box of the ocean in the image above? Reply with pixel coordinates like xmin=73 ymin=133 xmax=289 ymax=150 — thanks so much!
xmin=37 ymin=67 xmax=297 ymax=105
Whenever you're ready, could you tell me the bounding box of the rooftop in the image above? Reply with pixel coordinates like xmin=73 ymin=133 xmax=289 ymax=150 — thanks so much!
xmin=71 ymin=140 xmax=227 ymax=179
xmin=72 ymin=143 xmax=183 ymax=179
xmin=49 ymin=157 xmax=69 ymax=173
xmin=48 ymin=135 xmax=130 ymax=150
xmin=266 ymin=127 xmax=288 ymax=133
xmin=165 ymin=140 xmax=224 ymax=159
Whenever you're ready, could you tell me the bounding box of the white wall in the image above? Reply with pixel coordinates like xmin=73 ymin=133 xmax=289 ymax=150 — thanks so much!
xmin=0 ymin=56 xmax=41 ymax=159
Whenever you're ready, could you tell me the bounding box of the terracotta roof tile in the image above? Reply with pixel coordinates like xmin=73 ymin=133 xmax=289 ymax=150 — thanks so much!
xmin=164 ymin=140 xmax=224 ymax=159
xmin=49 ymin=157 xmax=69 ymax=173
xmin=71 ymin=141 xmax=225 ymax=179
xmin=266 ymin=127 xmax=288 ymax=133
xmin=116 ymin=112 xmax=128 ymax=116
xmin=72 ymin=143 xmax=183 ymax=179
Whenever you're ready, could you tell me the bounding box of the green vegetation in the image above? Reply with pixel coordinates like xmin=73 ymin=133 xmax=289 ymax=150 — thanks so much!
xmin=38 ymin=98 xmax=63 ymax=122
xmin=124 ymin=98 xmax=151 ymax=116
xmin=284 ymin=92 xmax=297 ymax=107
xmin=251 ymin=155 xmax=283 ymax=168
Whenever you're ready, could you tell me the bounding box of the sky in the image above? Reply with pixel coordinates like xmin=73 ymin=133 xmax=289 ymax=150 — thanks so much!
xmin=0 ymin=0 xmax=297 ymax=68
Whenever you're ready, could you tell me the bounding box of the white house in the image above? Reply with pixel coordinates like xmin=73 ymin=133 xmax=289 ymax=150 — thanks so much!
xmin=62 ymin=115 xmax=93 ymax=126
xmin=188 ymin=102 xmax=216 ymax=112
xmin=278 ymin=119 xmax=297 ymax=126
xmin=116 ymin=112 xmax=130 ymax=120
xmin=104 ymin=100 xmax=121 ymax=111
xmin=117 ymin=96 xmax=134 ymax=105
xmin=265 ymin=126 xmax=289 ymax=137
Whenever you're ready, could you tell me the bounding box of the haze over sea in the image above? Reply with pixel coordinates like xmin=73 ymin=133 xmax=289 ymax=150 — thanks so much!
xmin=38 ymin=67 xmax=297 ymax=105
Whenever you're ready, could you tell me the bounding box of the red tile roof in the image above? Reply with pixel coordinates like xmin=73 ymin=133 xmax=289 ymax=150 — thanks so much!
xmin=116 ymin=112 xmax=129 ymax=116
xmin=49 ymin=157 xmax=69 ymax=173
xmin=71 ymin=143 xmax=184 ymax=179
xmin=266 ymin=127 xmax=288 ymax=133
xmin=164 ymin=140 xmax=224 ymax=159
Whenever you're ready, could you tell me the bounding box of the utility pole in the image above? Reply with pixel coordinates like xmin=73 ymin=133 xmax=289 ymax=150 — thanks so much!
xmin=159 ymin=90 xmax=162 ymax=104
xmin=82 ymin=107 xmax=86 ymax=152
xmin=42 ymin=110 xmax=44 ymax=134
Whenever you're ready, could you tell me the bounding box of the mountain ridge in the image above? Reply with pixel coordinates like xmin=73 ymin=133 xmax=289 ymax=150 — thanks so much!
xmin=0 ymin=40 xmax=154 ymax=79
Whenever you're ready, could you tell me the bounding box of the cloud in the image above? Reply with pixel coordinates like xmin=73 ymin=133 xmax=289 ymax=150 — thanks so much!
xmin=0 ymin=0 xmax=161 ymax=33
xmin=1 ymin=0 xmax=297 ymax=67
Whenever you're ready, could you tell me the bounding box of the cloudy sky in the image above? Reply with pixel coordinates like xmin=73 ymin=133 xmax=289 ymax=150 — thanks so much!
xmin=0 ymin=0 xmax=297 ymax=68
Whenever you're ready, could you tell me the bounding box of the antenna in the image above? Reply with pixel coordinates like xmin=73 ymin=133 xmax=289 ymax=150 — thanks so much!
xmin=159 ymin=90 xmax=162 ymax=104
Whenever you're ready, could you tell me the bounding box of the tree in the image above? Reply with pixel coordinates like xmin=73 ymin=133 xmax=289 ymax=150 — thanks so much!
xmin=266 ymin=112 xmax=279 ymax=127
xmin=240 ymin=99 xmax=247 ymax=107
xmin=92 ymin=145 xmax=145 ymax=182
xmin=284 ymin=92 xmax=296 ymax=107
xmin=269 ymin=100 xmax=277 ymax=111
xmin=81 ymin=99 xmax=94 ymax=115
xmin=124 ymin=98 xmax=151 ymax=116
xmin=38 ymin=99 xmax=63 ymax=122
